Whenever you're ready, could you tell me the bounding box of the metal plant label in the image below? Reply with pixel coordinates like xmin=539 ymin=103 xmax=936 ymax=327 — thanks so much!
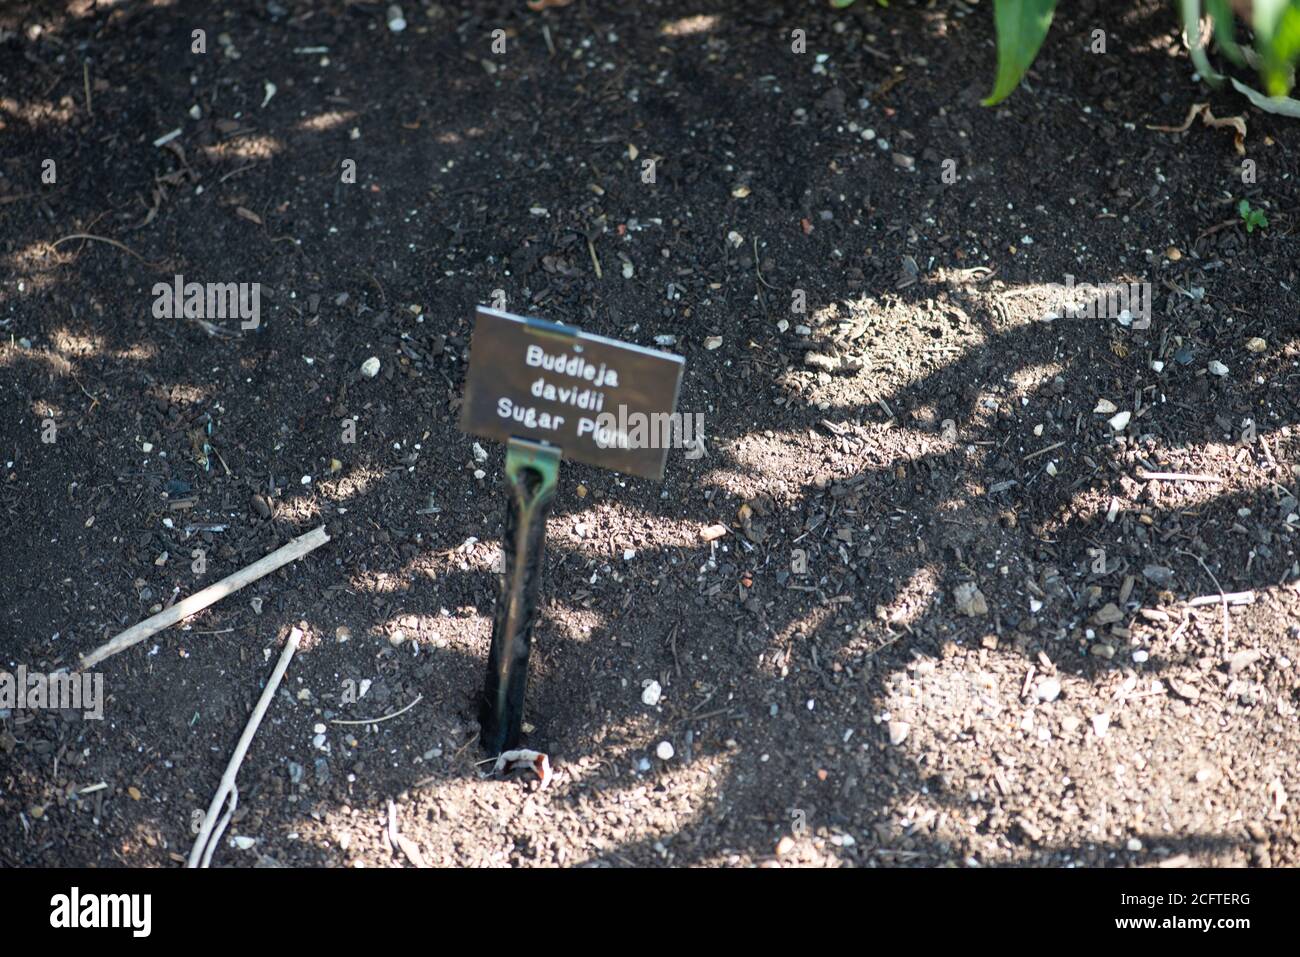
xmin=460 ymin=306 xmax=685 ymax=480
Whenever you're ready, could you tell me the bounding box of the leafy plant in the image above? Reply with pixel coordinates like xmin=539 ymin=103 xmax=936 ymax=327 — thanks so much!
xmin=983 ymin=0 xmax=1057 ymax=105
xmin=832 ymin=0 xmax=1300 ymax=108
xmin=1238 ymin=198 xmax=1270 ymax=231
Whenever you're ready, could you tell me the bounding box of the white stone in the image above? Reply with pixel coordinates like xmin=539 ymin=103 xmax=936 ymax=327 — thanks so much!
xmin=888 ymin=721 xmax=910 ymax=745
xmin=1035 ymin=677 xmax=1062 ymax=703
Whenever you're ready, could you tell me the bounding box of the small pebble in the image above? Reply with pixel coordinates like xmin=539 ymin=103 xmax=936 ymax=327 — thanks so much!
xmin=641 ymin=680 xmax=662 ymax=707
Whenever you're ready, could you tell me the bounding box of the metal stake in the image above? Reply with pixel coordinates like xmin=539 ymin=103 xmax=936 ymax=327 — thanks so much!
xmin=479 ymin=437 xmax=560 ymax=755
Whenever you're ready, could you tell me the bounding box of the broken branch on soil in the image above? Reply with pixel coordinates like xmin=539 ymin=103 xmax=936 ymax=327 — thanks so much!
xmin=1137 ymin=469 xmax=1224 ymax=484
xmin=754 ymin=237 xmax=776 ymax=290
xmin=189 ymin=317 xmax=240 ymax=339
xmin=188 ymin=626 xmax=301 ymax=868
xmin=78 ymin=525 xmax=330 ymax=670
xmin=50 ymin=233 xmax=166 ymax=269
xmin=1187 ymin=591 xmax=1255 ymax=608
xmin=1023 ymin=441 xmax=1065 ymax=462
xmin=328 ymin=694 xmax=423 ymax=726
xmin=1177 ymin=549 xmax=1232 ymax=643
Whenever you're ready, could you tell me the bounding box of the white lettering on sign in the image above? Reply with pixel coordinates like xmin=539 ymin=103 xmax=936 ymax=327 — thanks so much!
xmin=496 ymin=397 xmax=566 ymax=432
xmin=577 ymin=416 xmax=626 ymax=448
xmin=529 ymin=377 xmax=607 ymax=411
xmin=525 ymin=344 xmax=620 ymax=387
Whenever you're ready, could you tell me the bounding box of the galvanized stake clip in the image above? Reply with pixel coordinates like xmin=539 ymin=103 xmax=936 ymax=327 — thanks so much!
xmin=479 ymin=437 xmax=560 ymax=754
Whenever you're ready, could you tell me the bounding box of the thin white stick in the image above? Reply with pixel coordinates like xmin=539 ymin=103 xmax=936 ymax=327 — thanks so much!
xmin=79 ymin=525 xmax=329 ymax=670
xmin=188 ymin=626 xmax=301 ymax=868
xmin=1187 ymin=591 xmax=1255 ymax=608
xmin=1136 ymin=470 xmax=1224 ymax=484
xmin=1178 ymin=549 xmax=1232 ymax=644
xmin=327 ymin=694 xmax=423 ymax=726
xmin=199 ymin=787 xmax=237 ymax=869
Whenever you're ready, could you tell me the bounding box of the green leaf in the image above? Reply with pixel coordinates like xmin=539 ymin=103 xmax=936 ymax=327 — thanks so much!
xmin=829 ymin=0 xmax=857 ymax=8
xmin=1238 ymin=199 xmax=1269 ymax=233
xmin=1228 ymin=76 xmax=1300 ymax=118
xmin=982 ymin=0 xmax=1058 ymax=106
xmin=1206 ymin=0 xmax=1246 ymax=67
xmin=1180 ymin=0 xmax=1224 ymax=85
xmin=1253 ymin=0 xmax=1300 ymax=96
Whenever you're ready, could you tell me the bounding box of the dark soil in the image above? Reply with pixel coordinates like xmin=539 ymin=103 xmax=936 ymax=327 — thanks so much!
xmin=2 ymin=0 xmax=1299 ymax=868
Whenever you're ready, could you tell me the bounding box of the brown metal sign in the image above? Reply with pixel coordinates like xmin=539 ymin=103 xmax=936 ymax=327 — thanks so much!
xmin=459 ymin=306 xmax=685 ymax=480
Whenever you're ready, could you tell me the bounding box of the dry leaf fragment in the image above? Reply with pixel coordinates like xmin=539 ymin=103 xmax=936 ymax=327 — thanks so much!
xmin=1147 ymin=103 xmax=1246 ymax=156
xmin=493 ymin=749 xmax=553 ymax=789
